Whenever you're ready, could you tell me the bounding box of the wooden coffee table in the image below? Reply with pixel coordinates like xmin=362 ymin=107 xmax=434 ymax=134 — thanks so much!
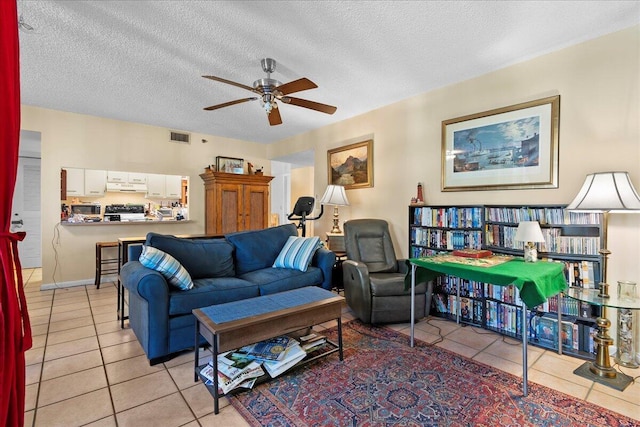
xmin=192 ymin=286 xmax=345 ymax=414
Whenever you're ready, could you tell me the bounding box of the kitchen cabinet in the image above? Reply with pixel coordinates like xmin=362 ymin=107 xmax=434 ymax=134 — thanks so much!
xmin=64 ymin=167 xmax=85 ymax=197
xmin=147 ymin=174 xmax=183 ymax=199
xmin=128 ymin=173 xmax=147 ymax=184
xmin=165 ymin=175 xmax=182 ymax=199
xmin=200 ymin=171 xmax=273 ymax=234
xmin=106 ymin=170 xmax=128 ymax=183
xmin=146 ymin=173 xmax=165 ymax=198
xmin=84 ymin=169 xmax=107 ymax=196
xmin=107 ymin=171 xmax=147 ymax=184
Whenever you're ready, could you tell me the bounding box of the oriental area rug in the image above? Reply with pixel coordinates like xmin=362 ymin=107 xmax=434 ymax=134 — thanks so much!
xmin=230 ymin=320 xmax=639 ymax=427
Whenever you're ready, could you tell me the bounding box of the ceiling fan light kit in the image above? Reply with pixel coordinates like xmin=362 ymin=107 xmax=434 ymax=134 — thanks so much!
xmin=203 ymin=58 xmax=336 ymax=126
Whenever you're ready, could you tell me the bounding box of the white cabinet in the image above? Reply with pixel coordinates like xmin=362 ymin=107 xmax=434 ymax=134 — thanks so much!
xmin=107 ymin=171 xmax=128 ymax=183
xmin=146 ymin=174 xmax=182 ymax=199
xmin=107 ymin=171 xmax=147 ymax=184
xmin=128 ymin=173 xmax=147 ymax=184
xmin=165 ymin=175 xmax=182 ymax=199
xmin=65 ymin=168 xmax=85 ymax=197
xmin=84 ymin=169 xmax=107 ymax=196
xmin=146 ymin=173 xmax=165 ymax=198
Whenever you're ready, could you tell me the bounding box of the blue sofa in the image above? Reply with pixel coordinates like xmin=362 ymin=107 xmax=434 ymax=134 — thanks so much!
xmin=120 ymin=224 xmax=336 ymax=364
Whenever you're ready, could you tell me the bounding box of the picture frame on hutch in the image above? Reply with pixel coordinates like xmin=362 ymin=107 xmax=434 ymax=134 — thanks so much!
xmin=441 ymin=95 xmax=559 ymax=192
xmin=216 ymin=156 xmax=244 ymax=174
xmin=327 ymin=139 xmax=373 ymax=190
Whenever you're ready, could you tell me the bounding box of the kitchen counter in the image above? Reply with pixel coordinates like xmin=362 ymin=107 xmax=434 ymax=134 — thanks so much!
xmin=61 ymin=219 xmax=193 ymax=226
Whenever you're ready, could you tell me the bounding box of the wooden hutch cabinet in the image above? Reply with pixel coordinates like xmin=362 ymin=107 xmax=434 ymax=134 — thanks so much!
xmin=200 ymin=171 xmax=274 ymax=234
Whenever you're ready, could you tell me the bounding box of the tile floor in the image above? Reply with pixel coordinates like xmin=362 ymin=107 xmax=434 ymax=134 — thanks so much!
xmin=21 ymin=268 xmax=639 ymax=426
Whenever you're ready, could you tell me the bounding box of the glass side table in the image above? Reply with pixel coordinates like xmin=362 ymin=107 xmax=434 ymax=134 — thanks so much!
xmin=566 ymin=286 xmax=640 ymax=391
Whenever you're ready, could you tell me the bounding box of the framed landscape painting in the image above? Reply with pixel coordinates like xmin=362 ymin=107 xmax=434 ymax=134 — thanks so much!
xmin=327 ymin=139 xmax=373 ymax=189
xmin=441 ymin=96 xmax=559 ymax=191
xmin=216 ymin=156 xmax=244 ymax=174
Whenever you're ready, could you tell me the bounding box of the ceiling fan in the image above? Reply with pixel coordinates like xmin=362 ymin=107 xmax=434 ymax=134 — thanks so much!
xmin=203 ymin=58 xmax=337 ymax=126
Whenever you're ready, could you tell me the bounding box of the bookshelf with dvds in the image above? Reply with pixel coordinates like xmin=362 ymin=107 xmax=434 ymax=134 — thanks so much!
xmin=409 ymin=204 xmax=603 ymax=361
xmin=409 ymin=205 xmax=485 ymax=328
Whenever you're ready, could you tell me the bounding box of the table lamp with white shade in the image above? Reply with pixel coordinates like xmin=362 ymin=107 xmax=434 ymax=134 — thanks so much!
xmin=319 ymin=185 xmax=349 ymax=234
xmin=566 ymin=171 xmax=640 ymax=382
xmin=514 ymin=221 xmax=546 ymax=262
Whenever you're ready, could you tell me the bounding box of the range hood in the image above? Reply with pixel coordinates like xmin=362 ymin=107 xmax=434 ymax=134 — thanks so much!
xmin=106 ymin=182 xmax=148 ymax=193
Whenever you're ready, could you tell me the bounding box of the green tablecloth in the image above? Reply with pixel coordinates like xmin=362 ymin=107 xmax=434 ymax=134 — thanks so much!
xmin=407 ymin=257 xmax=566 ymax=308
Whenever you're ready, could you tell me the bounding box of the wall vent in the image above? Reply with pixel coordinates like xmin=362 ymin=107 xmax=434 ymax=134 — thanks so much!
xmin=170 ymin=131 xmax=190 ymax=144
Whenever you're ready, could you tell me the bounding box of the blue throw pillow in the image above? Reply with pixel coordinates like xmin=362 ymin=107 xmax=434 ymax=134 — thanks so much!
xmin=139 ymin=245 xmax=194 ymax=291
xmin=273 ymin=236 xmax=322 ymax=272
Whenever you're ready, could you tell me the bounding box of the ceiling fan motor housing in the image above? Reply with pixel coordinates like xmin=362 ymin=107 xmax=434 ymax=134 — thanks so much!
xmin=253 ymin=78 xmax=282 ymax=92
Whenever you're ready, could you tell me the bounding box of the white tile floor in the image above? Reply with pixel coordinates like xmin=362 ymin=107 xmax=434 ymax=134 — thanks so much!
xmin=21 ymin=268 xmax=639 ymax=426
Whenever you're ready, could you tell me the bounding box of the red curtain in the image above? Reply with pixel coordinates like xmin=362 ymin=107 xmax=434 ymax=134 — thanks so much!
xmin=1 ymin=1 xmax=32 ymax=426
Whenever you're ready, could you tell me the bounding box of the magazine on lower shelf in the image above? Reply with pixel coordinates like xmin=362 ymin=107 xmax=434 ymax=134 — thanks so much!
xmin=299 ymin=332 xmax=327 ymax=352
xmin=200 ymin=333 xmax=334 ymax=391
xmin=217 ymin=351 xmax=262 ymax=382
xmin=262 ymin=343 xmax=307 ymax=378
xmin=240 ymin=335 xmax=298 ymax=362
xmin=200 ymin=361 xmax=264 ymax=395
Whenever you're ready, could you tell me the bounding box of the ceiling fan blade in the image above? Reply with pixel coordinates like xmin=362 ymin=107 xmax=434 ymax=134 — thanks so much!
xmin=202 ymin=75 xmax=259 ymax=93
xmin=276 ymin=78 xmax=318 ymax=95
xmin=268 ymin=105 xmax=283 ymax=126
xmin=204 ymin=97 xmax=257 ymax=111
xmin=281 ymin=96 xmax=337 ymax=114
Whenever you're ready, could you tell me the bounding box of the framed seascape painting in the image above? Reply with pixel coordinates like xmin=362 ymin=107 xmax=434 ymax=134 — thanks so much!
xmin=216 ymin=156 xmax=244 ymax=174
xmin=327 ymin=139 xmax=373 ymax=189
xmin=441 ymin=96 xmax=560 ymax=191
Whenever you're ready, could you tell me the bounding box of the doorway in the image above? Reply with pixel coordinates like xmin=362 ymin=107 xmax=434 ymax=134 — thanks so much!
xmin=270 ymin=150 xmax=317 ymax=235
xmin=12 ymin=130 xmax=42 ymax=268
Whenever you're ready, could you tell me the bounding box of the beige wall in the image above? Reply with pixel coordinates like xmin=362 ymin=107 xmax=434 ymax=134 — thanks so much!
xmin=272 ymin=26 xmax=640 ymax=285
xmin=20 ymin=107 xmax=270 ymax=286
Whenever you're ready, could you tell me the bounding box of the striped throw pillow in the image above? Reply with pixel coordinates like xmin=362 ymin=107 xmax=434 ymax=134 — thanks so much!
xmin=139 ymin=245 xmax=194 ymax=291
xmin=273 ymin=236 xmax=322 ymax=272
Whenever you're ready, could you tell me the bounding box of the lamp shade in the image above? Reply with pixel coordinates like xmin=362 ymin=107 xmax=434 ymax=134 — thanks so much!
xmin=566 ymin=172 xmax=640 ymax=213
xmin=319 ymin=185 xmax=349 ymax=206
xmin=514 ymin=221 xmax=545 ymax=243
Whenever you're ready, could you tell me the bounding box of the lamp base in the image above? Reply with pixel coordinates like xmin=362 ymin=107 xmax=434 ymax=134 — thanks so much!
xmin=573 ymin=362 xmax=632 ymax=391
xmin=330 ymin=205 xmax=342 ymax=234
xmin=573 ymin=316 xmax=633 ymax=391
xmin=523 ymin=245 xmax=537 ymax=262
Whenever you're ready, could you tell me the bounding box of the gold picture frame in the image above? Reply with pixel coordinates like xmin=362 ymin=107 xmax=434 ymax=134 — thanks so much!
xmin=441 ymin=96 xmax=560 ymax=191
xmin=327 ymin=139 xmax=373 ymax=189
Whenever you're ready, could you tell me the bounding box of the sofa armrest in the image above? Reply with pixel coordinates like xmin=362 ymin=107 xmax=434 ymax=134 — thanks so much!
xmin=312 ymin=247 xmax=336 ymax=290
xmin=120 ymin=261 xmax=171 ymax=303
xmin=342 ymin=260 xmax=373 ymax=323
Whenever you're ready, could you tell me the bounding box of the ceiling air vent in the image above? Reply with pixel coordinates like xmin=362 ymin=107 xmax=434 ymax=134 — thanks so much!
xmin=170 ymin=131 xmax=190 ymax=144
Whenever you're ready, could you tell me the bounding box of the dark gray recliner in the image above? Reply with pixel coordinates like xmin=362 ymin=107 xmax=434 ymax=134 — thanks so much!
xmin=342 ymin=219 xmax=432 ymax=324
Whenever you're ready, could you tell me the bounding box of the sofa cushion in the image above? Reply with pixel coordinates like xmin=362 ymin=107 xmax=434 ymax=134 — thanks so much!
xmin=225 ymin=224 xmax=297 ymax=275
xmin=273 ymin=236 xmax=322 ymax=272
xmin=145 ymin=233 xmax=235 ymax=279
xmin=139 ymin=245 xmax=193 ymax=291
xmin=168 ymin=277 xmax=259 ymax=315
xmin=238 ymin=267 xmax=323 ymax=296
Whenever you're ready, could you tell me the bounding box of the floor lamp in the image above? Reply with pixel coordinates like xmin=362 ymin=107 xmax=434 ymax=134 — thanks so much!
xmin=566 ymin=171 xmax=640 ymax=382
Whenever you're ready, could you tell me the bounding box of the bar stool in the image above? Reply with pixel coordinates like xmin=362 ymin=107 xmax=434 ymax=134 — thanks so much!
xmin=95 ymin=241 xmax=118 ymax=289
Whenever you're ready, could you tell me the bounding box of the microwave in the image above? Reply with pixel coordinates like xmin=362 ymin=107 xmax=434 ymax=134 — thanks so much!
xmin=70 ymin=204 xmax=101 ymax=216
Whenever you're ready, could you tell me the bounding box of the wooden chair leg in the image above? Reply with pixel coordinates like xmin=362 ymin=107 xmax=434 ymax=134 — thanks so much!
xmin=95 ymin=243 xmax=102 ymax=289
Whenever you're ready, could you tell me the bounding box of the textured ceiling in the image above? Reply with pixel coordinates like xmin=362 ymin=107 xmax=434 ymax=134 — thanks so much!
xmin=17 ymin=1 xmax=640 ymax=145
